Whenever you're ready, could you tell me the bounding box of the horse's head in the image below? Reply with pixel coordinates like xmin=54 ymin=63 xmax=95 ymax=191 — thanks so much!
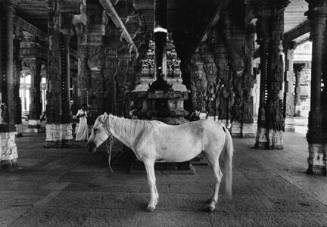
xmin=87 ymin=112 xmax=110 ymax=153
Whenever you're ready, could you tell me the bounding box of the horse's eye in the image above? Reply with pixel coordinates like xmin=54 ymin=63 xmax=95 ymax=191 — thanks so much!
xmin=94 ymin=128 xmax=97 ymax=133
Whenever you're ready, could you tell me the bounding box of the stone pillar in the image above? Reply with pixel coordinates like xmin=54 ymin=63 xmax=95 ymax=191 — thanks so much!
xmin=211 ymin=30 xmax=233 ymax=126
xmin=74 ymin=0 xmax=88 ymax=108
xmin=13 ymin=26 xmax=23 ymax=136
xmin=189 ymin=51 xmax=208 ymax=115
xmin=27 ymin=58 xmax=42 ymax=131
xmin=0 ymin=1 xmax=18 ymax=166
xmin=86 ymin=2 xmax=106 ymax=123
xmin=255 ymin=1 xmax=289 ymax=149
xmin=61 ymin=34 xmax=72 ymax=121
xmin=241 ymin=26 xmax=256 ymax=138
xmin=284 ymin=44 xmax=296 ymax=132
xmin=77 ymin=41 xmax=88 ymax=107
xmin=306 ymin=0 xmax=327 ymax=175
xmin=45 ymin=0 xmax=72 ymax=147
xmin=266 ymin=4 xmax=287 ymax=149
xmin=0 ymin=4 xmax=3 ymax=105
xmin=293 ymin=63 xmax=306 ymax=116
xmin=255 ymin=7 xmax=270 ymax=149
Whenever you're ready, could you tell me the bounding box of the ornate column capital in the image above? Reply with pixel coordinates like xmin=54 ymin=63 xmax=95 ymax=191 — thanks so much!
xmin=306 ymin=0 xmax=327 ymax=19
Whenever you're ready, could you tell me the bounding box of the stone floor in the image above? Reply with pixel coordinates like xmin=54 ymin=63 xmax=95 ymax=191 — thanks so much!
xmin=1 ymin=131 xmax=327 ymax=227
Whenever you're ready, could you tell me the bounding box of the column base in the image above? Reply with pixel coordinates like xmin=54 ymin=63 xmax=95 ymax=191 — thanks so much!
xmin=45 ymin=124 xmax=73 ymax=146
xmin=15 ymin=124 xmax=23 ymax=137
xmin=242 ymin=123 xmax=255 ymax=138
xmin=307 ymin=143 xmax=327 ymax=176
xmin=1 ymin=158 xmax=18 ymax=169
xmin=285 ymin=117 xmax=295 ymax=132
xmin=255 ymin=127 xmax=268 ymax=149
xmin=0 ymin=130 xmax=18 ymax=163
xmin=268 ymin=129 xmax=283 ymax=149
xmin=44 ymin=140 xmax=75 ymax=148
xmin=231 ymin=121 xmax=241 ymax=137
xmin=28 ymin=119 xmax=41 ymax=133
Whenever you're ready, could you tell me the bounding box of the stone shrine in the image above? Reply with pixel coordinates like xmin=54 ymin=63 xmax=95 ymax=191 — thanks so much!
xmin=132 ymin=35 xmax=189 ymax=125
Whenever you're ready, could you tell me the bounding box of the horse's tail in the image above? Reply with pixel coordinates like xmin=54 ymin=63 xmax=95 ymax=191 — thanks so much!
xmin=223 ymin=127 xmax=233 ymax=199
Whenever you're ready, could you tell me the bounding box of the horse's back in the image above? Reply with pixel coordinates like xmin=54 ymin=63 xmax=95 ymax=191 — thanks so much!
xmin=141 ymin=119 xmax=225 ymax=162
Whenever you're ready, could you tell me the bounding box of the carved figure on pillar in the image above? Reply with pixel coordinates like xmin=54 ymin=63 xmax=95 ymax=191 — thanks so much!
xmin=190 ymin=52 xmax=207 ymax=113
xmin=200 ymin=44 xmax=218 ymax=117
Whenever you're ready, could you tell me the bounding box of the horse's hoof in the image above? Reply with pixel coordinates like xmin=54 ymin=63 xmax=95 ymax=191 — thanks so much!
xmin=146 ymin=205 xmax=155 ymax=212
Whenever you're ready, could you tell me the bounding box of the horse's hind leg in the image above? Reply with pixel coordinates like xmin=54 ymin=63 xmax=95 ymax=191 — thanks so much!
xmin=143 ymin=159 xmax=159 ymax=212
xmin=205 ymin=150 xmax=223 ymax=212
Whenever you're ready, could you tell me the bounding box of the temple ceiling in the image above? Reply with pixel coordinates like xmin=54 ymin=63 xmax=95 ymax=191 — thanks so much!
xmin=11 ymin=0 xmax=310 ymax=54
xmin=15 ymin=0 xmax=80 ymax=31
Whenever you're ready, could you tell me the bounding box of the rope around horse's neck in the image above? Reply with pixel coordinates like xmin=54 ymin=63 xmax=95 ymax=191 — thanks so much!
xmin=103 ymin=115 xmax=112 ymax=138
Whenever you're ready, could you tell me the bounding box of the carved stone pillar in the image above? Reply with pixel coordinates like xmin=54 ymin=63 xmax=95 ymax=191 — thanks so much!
xmin=13 ymin=26 xmax=23 ymax=136
xmin=45 ymin=0 xmax=73 ymax=146
xmin=0 ymin=1 xmax=18 ymax=166
xmin=201 ymin=45 xmax=217 ymax=119
xmin=254 ymin=1 xmax=289 ymax=149
xmin=26 ymin=58 xmax=42 ymax=131
xmin=255 ymin=7 xmax=270 ymax=149
xmin=190 ymin=51 xmax=207 ymax=114
xmin=211 ymin=30 xmax=233 ymax=126
xmin=73 ymin=0 xmax=88 ymax=108
xmin=284 ymin=44 xmax=296 ymax=132
xmin=77 ymin=42 xmax=88 ymax=107
xmin=61 ymin=34 xmax=72 ymax=122
xmin=85 ymin=1 xmax=105 ymax=124
xmin=266 ymin=3 xmax=287 ymax=149
xmin=6 ymin=3 xmax=15 ymax=127
xmin=0 ymin=4 xmax=3 ymax=104
xmin=87 ymin=46 xmax=104 ymax=118
xmin=293 ymin=63 xmax=306 ymax=116
xmin=306 ymin=0 xmax=327 ymax=175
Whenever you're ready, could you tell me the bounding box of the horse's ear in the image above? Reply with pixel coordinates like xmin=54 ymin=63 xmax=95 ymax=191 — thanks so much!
xmin=102 ymin=112 xmax=108 ymax=122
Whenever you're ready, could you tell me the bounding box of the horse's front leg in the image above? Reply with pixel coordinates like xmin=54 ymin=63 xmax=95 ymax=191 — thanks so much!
xmin=106 ymin=136 xmax=114 ymax=172
xmin=143 ymin=159 xmax=159 ymax=212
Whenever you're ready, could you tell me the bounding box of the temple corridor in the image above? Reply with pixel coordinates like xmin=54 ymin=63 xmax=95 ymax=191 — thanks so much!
xmin=0 ymin=131 xmax=325 ymax=226
xmin=1 ymin=0 xmax=327 ymax=225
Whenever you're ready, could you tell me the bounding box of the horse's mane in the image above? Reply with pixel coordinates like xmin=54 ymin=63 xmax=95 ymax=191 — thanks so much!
xmin=108 ymin=115 xmax=154 ymax=139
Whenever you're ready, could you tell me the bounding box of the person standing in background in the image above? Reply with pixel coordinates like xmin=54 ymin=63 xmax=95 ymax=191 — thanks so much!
xmin=75 ymin=104 xmax=89 ymax=141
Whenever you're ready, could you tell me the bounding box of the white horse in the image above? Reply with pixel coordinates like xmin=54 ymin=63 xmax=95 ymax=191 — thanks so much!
xmin=87 ymin=113 xmax=233 ymax=212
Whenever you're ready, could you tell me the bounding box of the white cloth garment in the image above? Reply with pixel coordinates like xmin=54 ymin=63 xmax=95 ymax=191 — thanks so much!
xmin=75 ymin=109 xmax=89 ymax=141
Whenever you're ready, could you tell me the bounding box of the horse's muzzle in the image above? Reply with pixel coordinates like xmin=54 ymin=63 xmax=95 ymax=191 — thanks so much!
xmin=87 ymin=141 xmax=97 ymax=153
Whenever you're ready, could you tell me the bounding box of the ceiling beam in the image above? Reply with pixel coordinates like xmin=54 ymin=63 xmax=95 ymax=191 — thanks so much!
xmin=14 ymin=15 xmax=47 ymax=40
xmin=284 ymin=20 xmax=310 ymax=43
xmin=99 ymin=0 xmax=139 ymax=58
xmin=295 ymin=36 xmax=310 ymax=47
